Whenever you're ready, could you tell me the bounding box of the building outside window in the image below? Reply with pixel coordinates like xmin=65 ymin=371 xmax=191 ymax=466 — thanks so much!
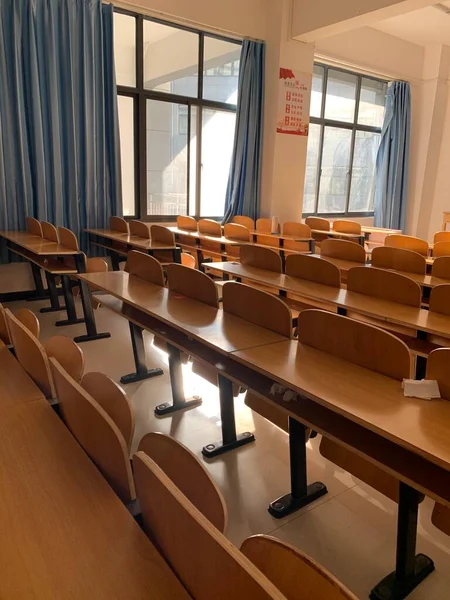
xmin=303 ymin=64 xmax=388 ymax=217
xmin=113 ymin=10 xmax=241 ymax=219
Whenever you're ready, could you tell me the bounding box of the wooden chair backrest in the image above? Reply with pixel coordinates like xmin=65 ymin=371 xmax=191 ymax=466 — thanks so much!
xmin=50 ymin=358 xmax=135 ymax=503
xmin=256 ymin=218 xmax=279 ymax=233
xmin=429 ymin=284 xmax=450 ymax=316
xmin=321 ymin=239 xmax=366 ymax=263
xmin=82 ymin=372 xmax=134 ymax=451
xmin=58 ymin=227 xmax=79 ymax=250
xmin=432 ymin=241 xmax=450 ymax=258
xmin=431 ymin=503 xmax=450 ymax=536
xmin=224 ymin=222 xmax=251 ymax=241
xmin=198 ymin=219 xmax=222 ymax=236
xmin=133 ymin=452 xmax=284 ymax=600
xmin=41 ymin=221 xmax=58 ymax=242
xmin=222 ymin=282 xmax=292 ymax=338
xmin=44 ymin=336 xmax=84 ymax=383
xmin=125 ymin=250 xmax=165 ymax=286
xmin=26 ymin=217 xmax=42 ymax=237
xmin=385 ymin=234 xmax=429 ymax=257
xmin=5 ymin=309 xmax=55 ymax=399
xmin=347 ymin=267 xmax=421 ymax=307
xmin=297 ymin=309 xmax=412 ymax=380
xmin=138 ymin=432 xmax=227 ymax=532
xmin=283 ymin=222 xmax=311 ymax=238
xmin=332 ymin=220 xmax=361 ymax=234
xmin=0 ymin=304 xmax=10 ymax=344
xmin=431 ymin=256 xmax=450 ymax=279
xmin=129 ymin=220 xmax=150 ymax=239
xmin=14 ymin=308 xmax=40 ymax=339
xmin=305 ymin=216 xmax=330 ymax=231
xmin=177 ymin=215 xmax=198 ymax=231
xmin=166 ymin=263 xmax=218 ymax=307
xmin=232 ymin=216 xmax=254 ymax=230
xmin=285 ymin=254 xmax=340 ymax=287
xmin=426 ymin=348 xmax=450 ymax=401
xmin=240 ymin=245 xmax=282 ymax=273
xmin=371 ymin=246 xmax=426 ymax=275
xmin=434 ymin=231 xmax=450 ymax=244
xmin=300 ymin=308 xmax=412 ymax=504
xmin=150 ymin=224 xmax=175 ymax=245
xmin=181 ymin=252 xmax=196 ymax=268
xmin=110 ymin=216 xmax=129 ymax=234
xmin=241 ymin=535 xmax=358 ymax=600
xmin=86 ymin=257 xmax=108 ymax=274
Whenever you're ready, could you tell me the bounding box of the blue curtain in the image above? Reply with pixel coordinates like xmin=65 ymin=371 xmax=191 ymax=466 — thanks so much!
xmin=0 ymin=0 xmax=121 ymax=252
xmin=223 ymin=40 xmax=265 ymax=223
xmin=373 ymin=81 xmax=410 ymax=230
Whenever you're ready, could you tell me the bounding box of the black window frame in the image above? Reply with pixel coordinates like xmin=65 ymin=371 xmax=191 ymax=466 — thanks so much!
xmin=114 ymin=8 xmax=241 ymax=222
xmin=304 ymin=63 xmax=388 ymax=218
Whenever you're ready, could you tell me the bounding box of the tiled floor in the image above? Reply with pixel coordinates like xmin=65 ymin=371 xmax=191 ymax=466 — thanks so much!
xmin=6 ymin=297 xmax=450 ymax=600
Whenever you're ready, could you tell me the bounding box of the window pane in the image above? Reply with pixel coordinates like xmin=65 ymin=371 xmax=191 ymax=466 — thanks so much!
xmin=143 ymin=21 xmax=199 ymax=97
xmin=358 ymin=77 xmax=386 ymax=127
xmin=348 ymin=131 xmax=380 ymax=212
xmin=147 ymin=99 xmax=188 ymax=216
xmin=117 ymin=96 xmax=135 ymax=216
xmin=114 ymin=14 xmax=136 ymax=87
xmin=303 ymin=123 xmax=321 ymax=213
xmin=310 ymin=65 xmax=324 ymax=118
xmin=200 ymin=109 xmax=235 ymax=216
xmin=318 ymin=126 xmax=352 ymax=214
xmin=203 ymin=37 xmax=241 ymax=104
xmin=324 ymin=69 xmax=357 ymax=123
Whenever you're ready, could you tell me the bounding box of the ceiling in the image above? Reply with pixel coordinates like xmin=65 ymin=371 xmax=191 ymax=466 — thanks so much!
xmin=371 ymin=2 xmax=450 ymax=46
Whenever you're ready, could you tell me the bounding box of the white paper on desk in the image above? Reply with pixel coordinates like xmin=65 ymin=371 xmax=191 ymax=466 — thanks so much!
xmin=402 ymin=379 xmax=441 ymax=400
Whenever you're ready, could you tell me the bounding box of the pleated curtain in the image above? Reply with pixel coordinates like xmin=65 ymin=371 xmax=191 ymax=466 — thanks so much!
xmin=0 ymin=0 xmax=122 ymax=254
xmin=223 ymin=39 xmax=265 ymax=223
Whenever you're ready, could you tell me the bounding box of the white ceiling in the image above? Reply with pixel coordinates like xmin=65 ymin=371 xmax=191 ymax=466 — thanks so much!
xmin=371 ymin=2 xmax=450 ymax=46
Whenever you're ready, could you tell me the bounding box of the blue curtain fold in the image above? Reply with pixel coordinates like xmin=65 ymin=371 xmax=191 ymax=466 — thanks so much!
xmin=0 ymin=0 xmax=122 ymax=253
xmin=373 ymin=81 xmax=410 ymax=230
xmin=222 ymin=39 xmax=265 ymax=223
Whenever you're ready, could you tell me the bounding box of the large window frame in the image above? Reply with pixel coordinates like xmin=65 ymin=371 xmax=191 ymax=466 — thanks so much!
xmin=115 ymin=8 xmax=241 ymax=221
xmin=304 ymin=63 xmax=388 ymax=218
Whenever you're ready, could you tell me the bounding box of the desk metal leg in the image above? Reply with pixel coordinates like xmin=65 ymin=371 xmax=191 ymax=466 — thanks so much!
xmin=202 ymin=374 xmax=255 ymax=458
xmin=73 ymin=255 xmax=111 ymax=344
xmin=29 ymin=263 xmax=47 ymax=299
xmin=415 ymin=330 xmax=427 ymax=380
xmin=55 ymin=275 xmax=85 ymax=327
xmin=173 ymin=247 xmax=182 ymax=264
xmin=337 ymin=307 xmax=347 ymax=316
xmin=40 ymin=273 xmax=65 ymax=313
xmin=268 ymin=417 xmax=327 ymax=519
xmin=120 ymin=322 xmax=164 ymax=384
xmin=370 ymin=483 xmax=434 ymax=600
xmin=309 ymin=240 xmax=315 ymax=253
xmin=110 ymin=251 xmax=122 ymax=272
xmin=154 ymin=344 xmax=202 ymax=415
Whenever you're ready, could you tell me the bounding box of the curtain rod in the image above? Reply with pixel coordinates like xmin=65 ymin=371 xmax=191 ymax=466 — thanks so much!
xmin=106 ymin=0 xmax=263 ymax=42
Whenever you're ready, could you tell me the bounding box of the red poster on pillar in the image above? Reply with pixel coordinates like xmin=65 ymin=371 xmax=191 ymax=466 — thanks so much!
xmin=277 ymin=67 xmax=311 ymax=136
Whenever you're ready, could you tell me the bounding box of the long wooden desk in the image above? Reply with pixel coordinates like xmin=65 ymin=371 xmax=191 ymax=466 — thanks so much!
xmin=79 ymin=271 xmax=450 ymax=599
xmin=85 ymin=228 xmax=181 ymax=267
xmin=206 ymin=262 xmax=450 ymax=340
xmin=310 ymin=253 xmax=449 ymax=290
xmin=0 ymin=399 xmax=190 ymax=599
xmin=80 ymin=270 xmax=286 ymax=457
xmin=0 ymin=230 xmax=110 ymax=344
xmin=309 ymin=228 xmax=365 ymax=246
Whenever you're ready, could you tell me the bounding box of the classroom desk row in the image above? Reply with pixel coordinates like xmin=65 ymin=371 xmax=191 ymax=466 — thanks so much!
xmin=207 ymin=261 xmax=450 ymax=341
xmin=310 ymin=253 xmax=448 ymax=290
xmin=79 ymin=269 xmax=450 ymax=599
xmin=0 ymin=230 xmax=110 ymax=343
xmin=0 ymin=342 xmax=190 ymax=599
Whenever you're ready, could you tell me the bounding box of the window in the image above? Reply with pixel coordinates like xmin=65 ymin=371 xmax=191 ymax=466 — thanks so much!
xmin=114 ymin=9 xmax=241 ymax=220
xmin=304 ymin=64 xmax=388 ymax=216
